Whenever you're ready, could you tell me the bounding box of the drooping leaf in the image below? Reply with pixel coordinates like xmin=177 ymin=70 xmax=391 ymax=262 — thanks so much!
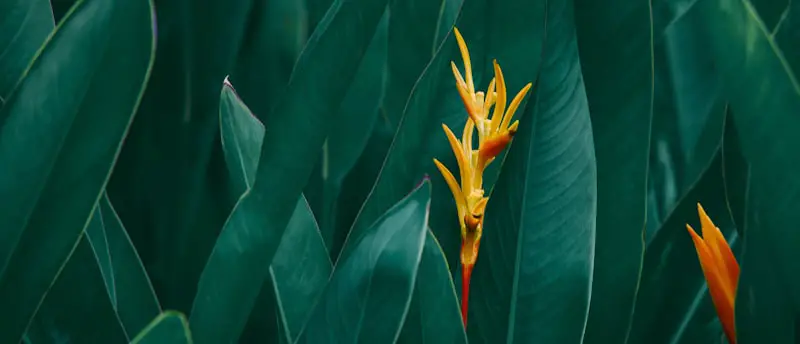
xmin=189 ymin=0 xmax=391 ymax=340
xmin=574 ymin=0 xmax=653 ymax=340
xmin=0 ymin=0 xmax=54 ymax=102
xmin=468 ymin=0 xmax=597 ymax=342
xmin=0 ymin=0 xmax=155 ymax=341
xmin=131 ymin=312 xmax=193 ymax=344
xmin=397 ymin=229 xmax=466 ymax=344
xmin=296 ymin=180 xmax=431 ymax=343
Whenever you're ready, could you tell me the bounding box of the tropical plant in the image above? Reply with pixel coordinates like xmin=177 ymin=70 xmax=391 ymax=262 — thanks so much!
xmin=0 ymin=0 xmax=797 ymax=343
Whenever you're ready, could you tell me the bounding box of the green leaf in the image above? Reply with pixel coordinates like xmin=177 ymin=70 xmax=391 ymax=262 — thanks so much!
xmin=628 ymin=151 xmax=737 ymax=344
xmin=697 ymin=0 xmax=800 ymax=314
xmin=106 ymin=0 xmax=253 ymax=313
xmin=467 ymin=1 xmax=596 ymax=342
xmin=330 ymin=0 xmax=463 ymax=260
xmin=397 ymin=229 xmax=466 ymax=344
xmin=189 ymin=0 xmax=391 ymax=341
xmin=219 ymin=82 xmax=265 ymax=192
xmin=343 ymin=0 xmax=546 ymax=273
xmin=573 ymin=0 xmax=653 ymax=340
xmin=772 ymin=0 xmax=800 ymax=74
xmin=305 ymin=11 xmax=389 ymax=248
xmin=229 ymin=0 xmax=308 ymax=122
xmin=25 ymin=234 xmax=128 ymax=343
xmin=297 ymin=180 xmax=431 ymax=343
xmin=0 ymin=0 xmax=155 ymax=341
xmin=0 ymin=0 xmax=53 ymax=102
xmin=131 ymin=312 xmax=193 ymax=344
xmin=96 ymin=193 xmax=162 ymax=336
xmin=219 ymin=80 xmax=332 ymax=343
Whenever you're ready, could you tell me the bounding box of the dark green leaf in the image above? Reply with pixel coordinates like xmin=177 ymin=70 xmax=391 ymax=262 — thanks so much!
xmin=297 ymin=180 xmax=431 ymax=343
xmin=131 ymin=312 xmax=193 ymax=344
xmin=467 ymin=1 xmax=596 ymax=342
xmin=229 ymin=0 xmax=308 ymax=122
xmin=25 ymin=235 xmax=128 ymax=343
xmin=0 ymin=0 xmax=154 ymax=341
xmin=219 ymin=82 xmax=265 ymax=192
xmin=0 ymin=0 xmax=53 ymax=102
xmin=106 ymin=0 xmax=253 ymax=313
xmin=189 ymin=0 xmax=391 ymax=340
xmin=305 ymin=12 xmax=389 ymax=248
xmin=574 ymin=0 xmax=653 ymax=340
xmin=98 ymin=194 xmax=162 ymax=336
xmin=330 ymin=0 xmax=463 ymax=261
xmin=220 ymin=79 xmax=332 ymax=343
xmin=628 ymin=151 xmax=738 ymax=344
xmin=397 ymin=229 xmax=466 ymax=344
xmin=697 ymin=0 xmax=800 ymax=313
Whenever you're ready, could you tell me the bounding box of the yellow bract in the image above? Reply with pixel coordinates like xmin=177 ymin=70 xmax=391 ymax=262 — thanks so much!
xmin=686 ymin=203 xmax=740 ymax=344
xmin=432 ymin=26 xmax=532 ymax=268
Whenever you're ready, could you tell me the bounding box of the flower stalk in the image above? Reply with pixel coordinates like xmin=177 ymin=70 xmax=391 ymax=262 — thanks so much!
xmin=433 ymin=27 xmax=532 ymax=327
xmin=686 ymin=203 xmax=740 ymax=344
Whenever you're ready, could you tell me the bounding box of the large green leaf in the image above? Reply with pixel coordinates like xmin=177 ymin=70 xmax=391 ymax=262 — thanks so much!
xmin=574 ymin=0 xmax=653 ymax=340
xmin=397 ymin=229 xmax=466 ymax=343
xmin=25 ymin=234 xmax=128 ymax=343
xmin=219 ymin=81 xmax=333 ymax=343
xmin=330 ymin=0 xmax=463 ymax=259
xmin=467 ymin=0 xmax=596 ymax=342
xmin=304 ymin=12 xmax=389 ymax=248
xmin=697 ymin=0 xmax=800 ymax=314
xmin=131 ymin=312 xmax=193 ymax=344
xmin=628 ymin=150 xmax=738 ymax=344
xmin=0 ymin=0 xmax=154 ymax=341
xmin=297 ymin=180 xmax=431 ymax=343
xmin=106 ymin=0 xmax=253 ymax=313
xmin=229 ymin=0 xmax=308 ymax=122
xmin=342 ymin=0 xmax=546 ymax=273
xmin=647 ymin=2 xmax=728 ymax=242
xmin=189 ymin=0 xmax=391 ymax=340
xmin=0 ymin=0 xmax=53 ymax=102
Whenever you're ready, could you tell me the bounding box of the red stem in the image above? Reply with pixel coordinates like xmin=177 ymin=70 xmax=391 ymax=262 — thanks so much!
xmin=461 ymin=263 xmax=473 ymax=327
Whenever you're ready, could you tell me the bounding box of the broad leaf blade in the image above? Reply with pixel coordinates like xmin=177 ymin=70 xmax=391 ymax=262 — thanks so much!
xmin=297 ymin=180 xmax=431 ymax=343
xmin=190 ymin=0 xmax=391 ymax=337
xmin=574 ymin=0 xmax=653 ymax=340
xmin=25 ymin=235 xmax=128 ymax=343
xmin=697 ymin=0 xmax=800 ymax=314
xmin=397 ymin=229 xmax=466 ymax=344
xmin=0 ymin=0 xmax=54 ymax=101
xmin=0 ymin=0 xmax=155 ymax=341
xmin=468 ymin=0 xmax=597 ymax=342
xmin=106 ymin=0 xmax=253 ymax=313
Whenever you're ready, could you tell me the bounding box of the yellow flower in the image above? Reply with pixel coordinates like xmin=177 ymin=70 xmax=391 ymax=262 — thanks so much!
xmin=432 ymin=26 xmax=532 ymax=326
xmin=686 ymin=203 xmax=740 ymax=344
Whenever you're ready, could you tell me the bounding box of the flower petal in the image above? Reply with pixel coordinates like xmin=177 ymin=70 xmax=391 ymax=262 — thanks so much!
xmin=433 ymin=158 xmax=466 ymax=218
xmin=443 ymin=124 xmax=470 ymax=189
xmin=490 ymin=60 xmax=507 ymax=134
xmin=502 ymin=83 xmax=532 ymax=131
xmin=453 ymin=27 xmax=475 ymax=96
